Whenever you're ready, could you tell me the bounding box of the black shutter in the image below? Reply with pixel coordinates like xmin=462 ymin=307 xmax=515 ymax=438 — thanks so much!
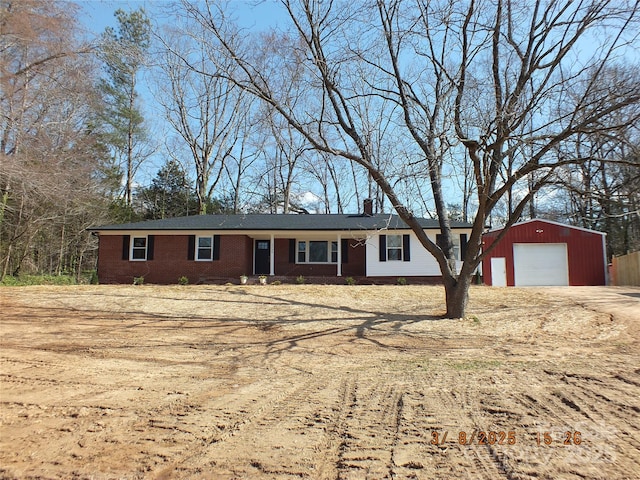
xmin=379 ymin=235 xmax=387 ymax=262
xmin=341 ymin=239 xmax=349 ymax=263
xmin=460 ymin=233 xmax=468 ymax=261
xmin=436 ymin=233 xmax=444 ymax=250
xmin=122 ymin=235 xmax=130 ymax=260
xmin=187 ymin=235 xmax=195 ymax=260
xmin=147 ymin=235 xmax=155 ymax=260
xmin=213 ymin=235 xmax=221 ymax=260
xmin=402 ymin=234 xmax=410 ymax=262
xmin=289 ymin=239 xmax=296 ymax=263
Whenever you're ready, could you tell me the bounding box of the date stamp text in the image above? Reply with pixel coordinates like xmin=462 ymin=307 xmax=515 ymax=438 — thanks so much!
xmin=429 ymin=430 xmax=583 ymax=446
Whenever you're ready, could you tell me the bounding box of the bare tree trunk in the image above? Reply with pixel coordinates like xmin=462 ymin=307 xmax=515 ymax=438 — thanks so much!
xmin=328 ymin=162 xmax=343 ymax=214
xmin=444 ymin=274 xmax=472 ymax=319
xmin=1 ymin=244 xmax=11 ymax=281
xmin=0 ymin=182 xmax=9 ymax=229
xmin=197 ymin=168 xmax=209 ymax=214
xmin=57 ymin=220 xmax=65 ymax=276
xmin=528 ymin=173 xmax=536 ymax=219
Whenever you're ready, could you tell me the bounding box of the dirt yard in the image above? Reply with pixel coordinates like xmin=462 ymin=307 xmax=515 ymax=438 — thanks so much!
xmin=1 ymin=284 xmax=638 ymax=479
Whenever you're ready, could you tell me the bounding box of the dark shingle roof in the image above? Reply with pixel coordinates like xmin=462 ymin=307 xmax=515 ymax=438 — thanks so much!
xmin=90 ymin=214 xmax=471 ymax=232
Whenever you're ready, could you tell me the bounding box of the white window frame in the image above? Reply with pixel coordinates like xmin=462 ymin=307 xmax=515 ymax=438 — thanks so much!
xmin=386 ymin=234 xmax=403 ymax=261
xmin=331 ymin=241 xmax=338 ymax=263
xmin=130 ymin=236 xmax=148 ymax=261
xmin=196 ymin=235 xmax=214 ymax=261
xmin=297 ymin=241 xmax=307 ymax=263
xmin=296 ymin=240 xmax=338 ymax=264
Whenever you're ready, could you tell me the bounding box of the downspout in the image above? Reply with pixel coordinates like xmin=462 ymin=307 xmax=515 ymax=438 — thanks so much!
xmin=270 ymin=234 xmax=275 ymax=276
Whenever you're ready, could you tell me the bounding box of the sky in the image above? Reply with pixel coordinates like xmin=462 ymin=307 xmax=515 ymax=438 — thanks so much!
xmin=79 ymin=0 xmax=149 ymax=36
xmin=77 ymin=0 xmax=283 ymax=38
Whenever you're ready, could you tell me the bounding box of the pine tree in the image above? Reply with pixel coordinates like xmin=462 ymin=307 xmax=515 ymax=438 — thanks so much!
xmin=98 ymin=8 xmax=151 ymax=207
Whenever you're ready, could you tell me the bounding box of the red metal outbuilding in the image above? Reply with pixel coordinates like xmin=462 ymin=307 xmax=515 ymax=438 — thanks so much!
xmin=482 ymin=219 xmax=607 ymax=287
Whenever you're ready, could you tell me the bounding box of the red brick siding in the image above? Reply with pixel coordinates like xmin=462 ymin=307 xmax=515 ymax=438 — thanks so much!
xmin=98 ymin=234 xmax=368 ymax=284
xmin=482 ymin=220 xmax=605 ymax=286
xmin=97 ymin=234 xmax=253 ymax=284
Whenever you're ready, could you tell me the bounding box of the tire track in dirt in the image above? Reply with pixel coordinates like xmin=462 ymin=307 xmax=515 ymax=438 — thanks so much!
xmin=388 ymin=365 xmax=640 ymax=480
xmin=300 ymin=369 xmax=519 ymax=480
xmin=1 ymin=350 xmax=250 ymax=478
xmin=311 ymin=375 xmax=358 ymax=480
xmin=389 ymin=375 xmax=511 ymax=479
xmin=2 ymin=285 xmax=639 ymax=479
xmin=478 ymin=367 xmax=640 ymax=479
xmin=335 ymin=379 xmax=406 ymax=479
xmin=149 ymin=371 xmax=346 ymax=478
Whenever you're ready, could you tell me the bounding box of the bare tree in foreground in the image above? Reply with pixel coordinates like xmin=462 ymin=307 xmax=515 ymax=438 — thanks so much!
xmin=183 ymin=0 xmax=640 ymax=317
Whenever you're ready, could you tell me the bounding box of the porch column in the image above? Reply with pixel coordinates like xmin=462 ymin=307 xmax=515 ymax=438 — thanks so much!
xmin=270 ymin=234 xmax=275 ymax=276
xmin=337 ymin=233 xmax=342 ymax=277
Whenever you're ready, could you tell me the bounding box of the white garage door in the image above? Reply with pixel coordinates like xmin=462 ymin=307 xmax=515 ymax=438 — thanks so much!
xmin=513 ymin=243 xmax=569 ymax=286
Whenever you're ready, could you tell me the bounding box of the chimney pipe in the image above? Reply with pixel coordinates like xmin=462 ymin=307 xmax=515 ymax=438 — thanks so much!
xmin=363 ymin=198 xmax=373 ymax=216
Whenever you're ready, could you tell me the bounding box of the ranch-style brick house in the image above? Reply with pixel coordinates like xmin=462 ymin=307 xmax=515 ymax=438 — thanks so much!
xmin=90 ymin=203 xmax=472 ymax=284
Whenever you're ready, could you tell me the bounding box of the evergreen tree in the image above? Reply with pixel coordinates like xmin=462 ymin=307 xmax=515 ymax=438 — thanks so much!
xmin=138 ymin=160 xmax=197 ymax=220
xmin=98 ymin=8 xmax=151 ymax=207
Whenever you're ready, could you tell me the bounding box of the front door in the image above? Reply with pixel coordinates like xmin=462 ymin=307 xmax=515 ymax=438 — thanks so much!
xmin=254 ymin=240 xmax=270 ymax=275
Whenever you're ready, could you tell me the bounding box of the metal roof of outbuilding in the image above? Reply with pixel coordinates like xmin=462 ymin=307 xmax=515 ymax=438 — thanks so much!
xmin=483 ymin=218 xmax=606 ymax=236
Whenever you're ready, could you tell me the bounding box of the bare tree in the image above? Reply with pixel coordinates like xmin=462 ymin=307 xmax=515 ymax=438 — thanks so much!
xmin=183 ymin=0 xmax=639 ymax=317
xmin=1 ymin=0 xmax=109 ymax=280
xmin=261 ymin=104 xmax=306 ymax=213
xmin=222 ymin=105 xmax=261 ymax=213
xmin=302 ymin=151 xmax=354 ymax=214
xmin=155 ymin=19 xmax=251 ymax=214
xmin=553 ymin=128 xmax=640 ymax=257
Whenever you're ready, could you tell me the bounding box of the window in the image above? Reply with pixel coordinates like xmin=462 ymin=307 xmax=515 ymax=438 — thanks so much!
xmin=188 ymin=235 xmax=220 ymax=261
xmin=452 ymin=235 xmax=460 ymax=261
xmin=123 ymin=235 xmax=153 ymax=261
xmin=436 ymin=233 xmax=466 ymax=261
xmin=309 ymin=241 xmax=327 ymax=262
xmin=197 ymin=236 xmax=213 ymax=261
xmin=297 ymin=241 xmax=306 ymax=262
xmin=131 ymin=236 xmax=147 ymax=261
xmin=296 ymin=240 xmax=338 ymax=263
xmin=387 ymin=235 xmax=402 ymax=261
xmin=379 ymin=234 xmax=410 ymax=262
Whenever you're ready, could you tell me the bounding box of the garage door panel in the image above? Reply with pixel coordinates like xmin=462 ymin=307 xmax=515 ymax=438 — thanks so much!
xmin=513 ymin=243 xmax=568 ymax=286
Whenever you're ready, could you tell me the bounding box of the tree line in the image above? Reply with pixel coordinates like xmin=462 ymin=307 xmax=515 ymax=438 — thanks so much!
xmin=2 ymin=1 xmax=639 ymax=315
